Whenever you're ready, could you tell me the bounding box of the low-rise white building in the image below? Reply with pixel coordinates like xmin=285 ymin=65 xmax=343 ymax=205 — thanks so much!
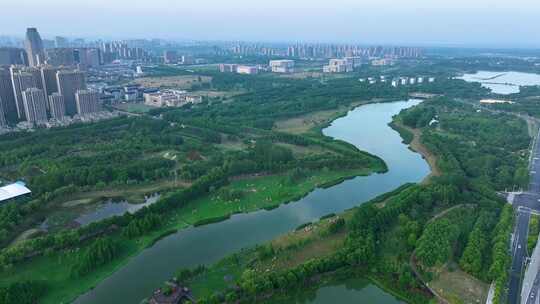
xmin=400 ymin=77 xmax=408 ymax=85
xmin=344 ymin=56 xmax=363 ymax=68
xmin=236 ymin=65 xmax=258 ymax=75
xmin=144 ymin=90 xmax=202 ymax=107
xmin=371 ymin=58 xmax=396 ymax=66
xmin=269 ymin=60 xmax=295 ymax=73
xmin=219 ymin=64 xmax=238 ymax=73
xmin=323 ymin=59 xmax=353 ymax=73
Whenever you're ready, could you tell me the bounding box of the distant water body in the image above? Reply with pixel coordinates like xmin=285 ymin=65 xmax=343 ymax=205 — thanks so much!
xmin=458 ymin=71 xmax=540 ymax=94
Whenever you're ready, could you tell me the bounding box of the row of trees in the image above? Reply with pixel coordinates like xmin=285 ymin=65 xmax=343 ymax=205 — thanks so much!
xmin=71 ymin=238 xmax=120 ymax=277
xmin=122 ymin=213 xmax=162 ymax=239
xmin=198 ymin=231 xmax=376 ymax=304
xmin=459 ymin=211 xmax=497 ymax=279
xmin=0 ymin=280 xmax=46 ymax=304
xmin=488 ymin=205 xmax=514 ymax=304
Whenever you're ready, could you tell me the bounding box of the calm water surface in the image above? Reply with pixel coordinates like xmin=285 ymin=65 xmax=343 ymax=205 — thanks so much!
xmin=458 ymin=70 xmax=540 ymax=94
xmin=75 ymin=194 xmax=161 ymax=226
xmin=75 ymin=100 xmax=429 ymax=304
xmin=272 ymin=278 xmax=404 ymax=304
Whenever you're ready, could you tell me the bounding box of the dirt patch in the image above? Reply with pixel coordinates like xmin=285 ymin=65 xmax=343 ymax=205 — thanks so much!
xmin=62 ymin=198 xmax=96 ymax=208
xmin=429 ymin=268 xmax=489 ymax=304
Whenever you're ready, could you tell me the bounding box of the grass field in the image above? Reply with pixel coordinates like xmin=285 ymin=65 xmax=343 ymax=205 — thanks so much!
xmin=170 ymin=168 xmax=372 ymax=226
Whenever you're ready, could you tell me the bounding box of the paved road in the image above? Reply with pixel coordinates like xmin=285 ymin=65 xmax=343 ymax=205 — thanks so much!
xmin=509 ymin=210 xmax=531 ymax=304
xmin=525 ymin=258 xmax=540 ymax=304
xmin=509 ymin=128 xmax=540 ymax=304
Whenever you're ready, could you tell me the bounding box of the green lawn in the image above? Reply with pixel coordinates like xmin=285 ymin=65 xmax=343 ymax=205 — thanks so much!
xmin=176 ymin=169 xmax=371 ymax=224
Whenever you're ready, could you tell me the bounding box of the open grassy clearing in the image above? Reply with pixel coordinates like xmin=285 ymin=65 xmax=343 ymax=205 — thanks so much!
xmin=274 ymin=101 xmax=366 ymax=134
xmin=172 ymin=168 xmax=372 ymax=225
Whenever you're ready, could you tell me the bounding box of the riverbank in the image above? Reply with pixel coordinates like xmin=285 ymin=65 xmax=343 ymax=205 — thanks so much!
xmin=390 ymin=121 xmax=441 ymax=183
xmin=1 ymin=104 xmax=390 ymax=304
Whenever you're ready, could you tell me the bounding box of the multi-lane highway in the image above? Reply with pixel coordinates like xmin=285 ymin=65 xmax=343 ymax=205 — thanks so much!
xmin=509 ymin=209 xmax=531 ymax=304
xmin=509 ymin=128 xmax=540 ymax=304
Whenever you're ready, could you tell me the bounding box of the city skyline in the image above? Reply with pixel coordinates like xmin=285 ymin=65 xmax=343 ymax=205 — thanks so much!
xmin=1 ymin=0 xmax=540 ymax=48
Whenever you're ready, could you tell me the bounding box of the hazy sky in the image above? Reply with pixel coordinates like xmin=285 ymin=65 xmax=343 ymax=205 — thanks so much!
xmin=3 ymin=0 xmax=540 ymax=47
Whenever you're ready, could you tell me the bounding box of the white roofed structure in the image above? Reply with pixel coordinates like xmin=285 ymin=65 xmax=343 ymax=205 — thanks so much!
xmin=0 ymin=182 xmax=32 ymax=203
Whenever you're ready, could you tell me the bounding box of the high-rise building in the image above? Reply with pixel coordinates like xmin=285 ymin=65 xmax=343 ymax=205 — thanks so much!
xmin=22 ymin=88 xmax=48 ymax=124
xmin=163 ymin=50 xmax=178 ymax=64
xmin=25 ymin=28 xmax=45 ymax=67
xmin=85 ymin=48 xmax=101 ymax=67
xmin=0 ymin=48 xmax=27 ymax=66
xmin=10 ymin=66 xmax=41 ymax=120
xmin=75 ymin=90 xmax=99 ymax=115
xmin=40 ymin=66 xmax=60 ymax=96
xmin=45 ymin=48 xmax=75 ymax=66
xmin=56 ymin=70 xmax=86 ymax=115
xmin=0 ymin=68 xmax=17 ymax=122
xmin=0 ymin=100 xmax=7 ymax=128
xmin=0 ymin=101 xmax=7 ymax=127
xmin=48 ymin=93 xmax=66 ymax=119
xmin=75 ymin=48 xmax=101 ymax=68
xmin=54 ymin=36 xmax=68 ymax=48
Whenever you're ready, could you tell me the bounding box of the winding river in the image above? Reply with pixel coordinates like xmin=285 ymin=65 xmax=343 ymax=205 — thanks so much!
xmin=75 ymin=99 xmax=429 ymax=304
